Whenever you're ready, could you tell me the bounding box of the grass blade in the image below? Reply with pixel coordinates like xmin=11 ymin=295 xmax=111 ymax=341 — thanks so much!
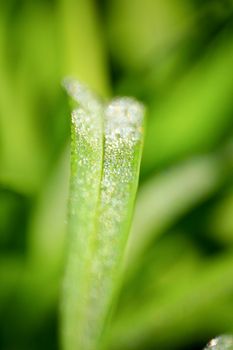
xmin=61 ymin=80 xmax=144 ymax=350
xmin=61 ymin=79 xmax=104 ymax=350
xmin=126 ymin=142 xmax=233 ymax=268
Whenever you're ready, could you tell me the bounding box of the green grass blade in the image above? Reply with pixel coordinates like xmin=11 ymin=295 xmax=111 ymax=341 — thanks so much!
xmin=85 ymin=98 xmax=144 ymax=349
xmin=61 ymin=79 xmax=104 ymax=350
xmin=61 ymin=80 xmax=144 ymax=350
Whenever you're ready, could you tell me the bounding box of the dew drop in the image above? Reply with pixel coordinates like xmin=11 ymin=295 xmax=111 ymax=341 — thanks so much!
xmin=204 ymin=335 xmax=233 ymax=350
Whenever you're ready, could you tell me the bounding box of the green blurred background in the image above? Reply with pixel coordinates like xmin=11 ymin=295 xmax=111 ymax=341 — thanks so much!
xmin=0 ymin=0 xmax=233 ymax=349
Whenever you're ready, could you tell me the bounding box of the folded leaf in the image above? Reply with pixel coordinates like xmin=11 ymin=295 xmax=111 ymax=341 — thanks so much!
xmin=61 ymin=79 xmax=144 ymax=350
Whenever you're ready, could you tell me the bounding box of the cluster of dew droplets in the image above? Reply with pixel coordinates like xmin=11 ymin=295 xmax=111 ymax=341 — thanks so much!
xmin=104 ymin=97 xmax=144 ymax=144
xmin=204 ymin=335 xmax=233 ymax=350
xmin=63 ymin=77 xmax=102 ymax=113
xmin=63 ymin=77 xmax=104 ymax=150
xmin=63 ymin=77 xmax=103 ymax=194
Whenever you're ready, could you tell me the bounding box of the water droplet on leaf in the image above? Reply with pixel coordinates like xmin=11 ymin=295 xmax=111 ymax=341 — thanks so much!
xmin=204 ymin=335 xmax=233 ymax=350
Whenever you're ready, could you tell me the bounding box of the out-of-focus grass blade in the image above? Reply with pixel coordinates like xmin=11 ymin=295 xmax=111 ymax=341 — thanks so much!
xmin=0 ymin=7 xmax=46 ymax=193
xmin=119 ymin=232 xmax=201 ymax=311
xmin=59 ymin=0 xmax=110 ymax=97
xmin=28 ymin=146 xmax=69 ymax=275
xmin=126 ymin=150 xmax=230 ymax=267
xmin=107 ymin=0 xmax=192 ymax=70
xmin=61 ymin=80 xmax=144 ymax=350
xmin=143 ymin=32 xmax=233 ymax=173
xmin=109 ymin=252 xmax=233 ymax=350
xmin=19 ymin=2 xmax=60 ymax=97
xmin=208 ymin=188 xmax=233 ymax=245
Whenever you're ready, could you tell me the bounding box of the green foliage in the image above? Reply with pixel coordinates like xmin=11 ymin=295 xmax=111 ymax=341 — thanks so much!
xmin=61 ymin=80 xmax=144 ymax=350
xmin=1 ymin=1 xmax=233 ymax=350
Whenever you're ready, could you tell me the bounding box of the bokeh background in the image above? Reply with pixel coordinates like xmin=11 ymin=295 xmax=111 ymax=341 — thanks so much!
xmin=1 ymin=0 xmax=233 ymax=349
